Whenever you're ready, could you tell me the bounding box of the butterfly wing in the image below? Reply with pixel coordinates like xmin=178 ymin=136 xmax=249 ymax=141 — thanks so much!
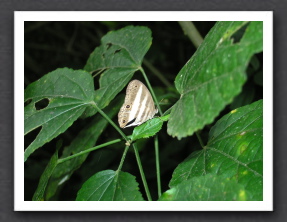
xmin=118 ymin=80 xmax=157 ymax=128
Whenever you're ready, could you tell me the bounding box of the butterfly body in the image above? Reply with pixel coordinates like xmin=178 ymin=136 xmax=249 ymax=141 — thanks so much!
xmin=118 ymin=80 xmax=158 ymax=128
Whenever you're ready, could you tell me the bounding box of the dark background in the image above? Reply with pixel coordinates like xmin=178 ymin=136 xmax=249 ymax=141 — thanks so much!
xmin=23 ymin=20 xmax=263 ymax=202
xmin=24 ymin=21 xmax=212 ymax=87
xmin=24 ymin=20 xmax=218 ymax=201
xmin=1 ymin=0 xmax=286 ymax=221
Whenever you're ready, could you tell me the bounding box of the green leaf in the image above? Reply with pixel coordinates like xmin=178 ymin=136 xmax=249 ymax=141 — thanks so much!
xmin=160 ymin=174 xmax=253 ymax=201
xmin=131 ymin=115 xmax=169 ymax=141
xmin=76 ymin=170 xmax=144 ymax=201
xmin=24 ymin=68 xmax=94 ymax=161
xmin=167 ymin=21 xmax=263 ymax=139
xmin=83 ymin=26 xmax=152 ymax=117
xmin=169 ymin=100 xmax=263 ymax=200
xmin=45 ymin=97 xmax=123 ymax=200
xmin=32 ymin=149 xmax=58 ymax=201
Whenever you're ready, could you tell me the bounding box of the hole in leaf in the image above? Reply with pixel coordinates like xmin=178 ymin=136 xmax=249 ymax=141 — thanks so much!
xmin=93 ymin=77 xmax=100 ymax=90
xmin=35 ymin=98 xmax=49 ymax=110
xmin=25 ymin=126 xmax=42 ymax=149
xmin=106 ymin=43 xmax=112 ymax=49
xmin=24 ymin=99 xmax=32 ymax=107
xmin=231 ymin=23 xmax=249 ymax=43
xmin=114 ymin=49 xmax=121 ymax=54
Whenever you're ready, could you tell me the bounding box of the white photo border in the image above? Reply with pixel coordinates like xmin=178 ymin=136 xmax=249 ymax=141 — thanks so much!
xmin=15 ymin=11 xmax=273 ymax=211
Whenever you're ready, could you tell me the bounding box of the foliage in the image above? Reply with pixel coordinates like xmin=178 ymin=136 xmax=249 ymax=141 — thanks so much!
xmin=167 ymin=100 xmax=263 ymax=200
xmin=24 ymin=21 xmax=263 ymax=202
xmin=76 ymin=170 xmax=144 ymax=201
xmin=168 ymin=22 xmax=262 ymax=139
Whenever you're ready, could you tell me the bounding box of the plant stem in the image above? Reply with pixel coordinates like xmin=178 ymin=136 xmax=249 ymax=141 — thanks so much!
xmin=90 ymin=101 xmax=152 ymax=200
xmin=178 ymin=21 xmax=203 ymax=48
xmin=154 ymin=135 xmax=162 ymax=198
xmin=143 ymin=59 xmax=172 ymax=88
xmin=139 ymin=67 xmax=163 ymax=116
xmin=117 ymin=145 xmax=130 ymax=172
xmin=92 ymin=68 xmax=106 ymax=78
xmin=195 ymin=131 xmax=205 ymax=149
xmin=90 ymin=102 xmax=129 ymax=141
xmin=133 ymin=143 xmax=152 ymax=201
xmin=57 ymin=138 xmax=122 ymax=164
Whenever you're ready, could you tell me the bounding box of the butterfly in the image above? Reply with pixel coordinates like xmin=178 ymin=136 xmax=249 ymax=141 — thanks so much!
xmin=118 ymin=80 xmax=158 ymax=128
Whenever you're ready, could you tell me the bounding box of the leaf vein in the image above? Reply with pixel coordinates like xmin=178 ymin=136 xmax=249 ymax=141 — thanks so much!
xmin=63 ymin=74 xmax=90 ymax=99
xmin=88 ymin=174 xmax=114 ymax=200
xmin=209 ymin=127 xmax=262 ymax=146
xmin=207 ymin=147 xmax=262 ymax=177
xmin=208 ymin=106 xmax=262 ymax=144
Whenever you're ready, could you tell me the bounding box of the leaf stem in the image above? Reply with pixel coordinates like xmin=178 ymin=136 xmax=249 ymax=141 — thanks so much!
xmin=90 ymin=102 xmax=129 ymax=141
xmin=154 ymin=135 xmax=162 ymax=198
xmin=143 ymin=59 xmax=172 ymax=88
xmin=57 ymin=138 xmax=122 ymax=164
xmin=195 ymin=131 xmax=205 ymax=149
xmin=90 ymin=102 xmax=152 ymax=200
xmin=92 ymin=68 xmax=106 ymax=78
xmin=139 ymin=67 xmax=163 ymax=116
xmin=133 ymin=143 xmax=152 ymax=201
xmin=178 ymin=21 xmax=203 ymax=48
xmin=117 ymin=145 xmax=130 ymax=172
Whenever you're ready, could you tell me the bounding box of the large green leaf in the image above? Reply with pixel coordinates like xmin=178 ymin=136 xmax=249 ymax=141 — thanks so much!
xmin=160 ymin=174 xmax=253 ymax=201
xmin=169 ymin=100 xmax=263 ymax=200
xmin=24 ymin=68 xmax=94 ymax=161
xmin=167 ymin=21 xmax=263 ymax=139
xmin=44 ymin=97 xmax=122 ymax=200
xmin=83 ymin=26 xmax=152 ymax=116
xmin=76 ymin=170 xmax=144 ymax=201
